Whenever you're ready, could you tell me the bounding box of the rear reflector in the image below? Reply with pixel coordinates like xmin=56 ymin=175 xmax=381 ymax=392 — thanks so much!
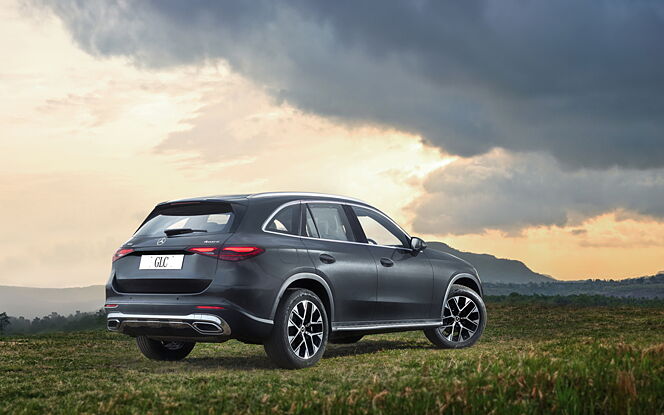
xmin=104 ymin=304 xmax=119 ymax=309
xmin=196 ymin=306 xmax=225 ymax=310
xmin=112 ymin=248 xmax=134 ymax=262
xmin=219 ymin=246 xmax=265 ymax=261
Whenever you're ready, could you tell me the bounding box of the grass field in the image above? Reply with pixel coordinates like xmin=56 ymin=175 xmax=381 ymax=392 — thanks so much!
xmin=1 ymin=302 xmax=663 ymax=414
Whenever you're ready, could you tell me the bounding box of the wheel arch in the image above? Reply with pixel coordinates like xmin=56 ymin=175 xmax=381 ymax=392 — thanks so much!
xmin=443 ymin=273 xmax=483 ymax=306
xmin=270 ymin=273 xmax=334 ymax=324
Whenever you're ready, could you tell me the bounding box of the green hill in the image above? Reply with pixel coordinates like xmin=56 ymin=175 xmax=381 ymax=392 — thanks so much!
xmin=427 ymin=241 xmax=553 ymax=283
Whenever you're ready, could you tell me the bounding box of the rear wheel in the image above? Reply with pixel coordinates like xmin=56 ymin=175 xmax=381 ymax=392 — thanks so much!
xmin=264 ymin=289 xmax=329 ymax=369
xmin=135 ymin=336 xmax=195 ymax=361
xmin=424 ymin=284 xmax=486 ymax=349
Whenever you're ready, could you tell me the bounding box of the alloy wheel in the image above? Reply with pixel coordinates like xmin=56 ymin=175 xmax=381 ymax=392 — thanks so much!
xmin=287 ymin=300 xmax=324 ymax=359
xmin=439 ymin=295 xmax=481 ymax=343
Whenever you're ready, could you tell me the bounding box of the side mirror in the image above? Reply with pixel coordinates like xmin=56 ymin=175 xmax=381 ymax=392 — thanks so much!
xmin=410 ymin=237 xmax=427 ymax=252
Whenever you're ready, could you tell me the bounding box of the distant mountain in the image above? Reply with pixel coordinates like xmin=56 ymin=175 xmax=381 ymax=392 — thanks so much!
xmin=0 ymin=285 xmax=104 ymax=319
xmin=483 ymin=273 xmax=664 ymax=298
xmin=427 ymin=241 xmax=554 ymax=284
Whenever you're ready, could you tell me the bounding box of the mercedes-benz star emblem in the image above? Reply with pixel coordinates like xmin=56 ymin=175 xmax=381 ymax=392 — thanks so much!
xmin=157 ymin=237 xmax=166 ymax=245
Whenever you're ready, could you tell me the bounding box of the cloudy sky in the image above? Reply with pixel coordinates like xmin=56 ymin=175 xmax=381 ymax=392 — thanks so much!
xmin=2 ymin=0 xmax=664 ymax=287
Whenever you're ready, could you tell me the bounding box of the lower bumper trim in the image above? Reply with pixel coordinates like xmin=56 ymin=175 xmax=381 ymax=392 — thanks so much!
xmin=106 ymin=312 xmax=231 ymax=337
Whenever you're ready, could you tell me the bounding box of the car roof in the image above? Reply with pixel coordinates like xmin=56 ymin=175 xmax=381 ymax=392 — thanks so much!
xmin=157 ymin=192 xmax=369 ymax=206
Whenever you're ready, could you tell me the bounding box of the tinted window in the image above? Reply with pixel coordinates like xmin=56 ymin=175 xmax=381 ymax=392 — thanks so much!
xmin=352 ymin=206 xmax=407 ymax=247
xmin=135 ymin=203 xmax=234 ymax=237
xmin=307 ymin=203 xmax=355 ymax=241
xmin=266 ymin=203 xmax=301 ymax=235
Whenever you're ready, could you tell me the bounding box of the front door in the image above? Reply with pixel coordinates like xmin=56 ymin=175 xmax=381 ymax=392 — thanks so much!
xmin=349 ymin=205 xmax=434 ymax=321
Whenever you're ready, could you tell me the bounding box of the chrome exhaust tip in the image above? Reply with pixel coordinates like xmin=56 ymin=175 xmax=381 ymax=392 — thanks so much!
xmin=192 ymin=321 xmax=224 ymax=334
xmin=107 ymin=319 xmax=120 ymax=331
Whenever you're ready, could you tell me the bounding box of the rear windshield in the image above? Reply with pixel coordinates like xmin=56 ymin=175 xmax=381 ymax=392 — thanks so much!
xmin=134 ymin=203 xmax=234 ymax=237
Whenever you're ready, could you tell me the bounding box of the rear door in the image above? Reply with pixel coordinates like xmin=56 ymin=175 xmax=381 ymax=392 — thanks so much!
xmin=349 ymin=205 xmax=434 ymax=321
xmin=113 ymin=202 xmax=235 ymax=294
xmin=300 ymin=202 xmax=377 ymax=323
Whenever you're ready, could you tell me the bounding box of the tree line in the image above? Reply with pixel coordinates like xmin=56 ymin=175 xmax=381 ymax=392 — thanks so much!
xmin=483 ymin=274 xmax=664 ymax=298
xmin=0 ymin=309 xmax=105 ymax=335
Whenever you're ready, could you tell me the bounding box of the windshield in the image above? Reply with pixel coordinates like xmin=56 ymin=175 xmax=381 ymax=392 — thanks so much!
xmin=135 ymin=203 xmax=234 ymax=237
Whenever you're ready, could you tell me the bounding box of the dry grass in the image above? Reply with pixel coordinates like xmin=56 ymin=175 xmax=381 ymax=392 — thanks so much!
xmin=1 ymin=302 xmax=663 ymax=414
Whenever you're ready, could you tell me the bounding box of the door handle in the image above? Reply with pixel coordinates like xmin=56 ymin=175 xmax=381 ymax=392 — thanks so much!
xmin=319 ymin=253 xmax=336 ymax=264
xmin=380 ymin=258 xmax=394 ymax=267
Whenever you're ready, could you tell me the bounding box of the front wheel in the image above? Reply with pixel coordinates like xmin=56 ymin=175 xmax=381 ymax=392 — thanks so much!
xmin=424 ymin=284 xmax=486 ymax=349
xmin=264 ymin=289 xmax=329 ymax=369
xmin=135 ymin=336 xmax=195 ymax=361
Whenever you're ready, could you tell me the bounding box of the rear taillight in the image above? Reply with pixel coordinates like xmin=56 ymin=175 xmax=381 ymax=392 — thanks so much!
xmin=112 ymin=248 xmax=134 ymax=262
xmin=219 ymin=246 xmax=265 ymax=261
xmin=186 ymin=246 xmax=264 ymax=261
xmin=186 ymin=247 xmax=218 ymax=257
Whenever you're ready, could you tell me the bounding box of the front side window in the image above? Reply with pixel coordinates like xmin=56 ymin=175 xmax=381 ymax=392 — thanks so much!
xmin=352 ymin=206 xmax=407 ymax=247
xmin=265 ymin=203 xmax=301 ymax=235
xmin=307 ymin=203 xmax=355 ymax=241
xmin=135 ymin=203 xmax=234 ymax=237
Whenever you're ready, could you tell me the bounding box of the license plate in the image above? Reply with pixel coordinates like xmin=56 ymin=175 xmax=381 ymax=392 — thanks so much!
xmin=139 ymin=255 xmax=184 ymax=270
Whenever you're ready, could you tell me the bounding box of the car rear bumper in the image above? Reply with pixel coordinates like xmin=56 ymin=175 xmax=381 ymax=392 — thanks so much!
xmin=105 ymin=300 xmax=274 ymax=342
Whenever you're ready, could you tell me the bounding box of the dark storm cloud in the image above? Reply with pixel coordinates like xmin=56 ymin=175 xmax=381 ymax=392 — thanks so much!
xmin=410 ymin=151 xmax=664 ymax=235
xmin=31 ymin=0 xmax=664 ymax=169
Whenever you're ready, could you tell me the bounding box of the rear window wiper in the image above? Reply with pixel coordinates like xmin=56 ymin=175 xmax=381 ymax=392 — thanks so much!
xmin=164 ymin=228 xmax=208 ymax=237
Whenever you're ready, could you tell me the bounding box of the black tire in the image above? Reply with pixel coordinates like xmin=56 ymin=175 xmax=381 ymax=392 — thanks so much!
xmin=424 ymin=284 xmax=486 ymax=349
xmin=135 ymin=336 xmax=195 ymax=361
xmin=329 ymin=334 xmax=364 ymax=344
xmin=264 ymin=289 xmax=329 ymax=369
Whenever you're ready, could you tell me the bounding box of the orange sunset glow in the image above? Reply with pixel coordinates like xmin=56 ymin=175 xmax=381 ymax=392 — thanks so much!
xmin=2 ymin=0 xmax=663 ymax=287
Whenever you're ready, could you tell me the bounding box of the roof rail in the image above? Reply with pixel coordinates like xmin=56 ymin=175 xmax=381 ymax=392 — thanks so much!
xmin=248 ymin=192 xmax=366 ymax=203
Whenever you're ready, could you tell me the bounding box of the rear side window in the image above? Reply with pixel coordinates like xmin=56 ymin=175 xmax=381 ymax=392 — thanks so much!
xmin=307 ymin=203 xmax=355 ymax=242
xmin=135 ymin=203 xmax=234 ymax=237
xmin=265 ymin=203 xmax=301 ymax=235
